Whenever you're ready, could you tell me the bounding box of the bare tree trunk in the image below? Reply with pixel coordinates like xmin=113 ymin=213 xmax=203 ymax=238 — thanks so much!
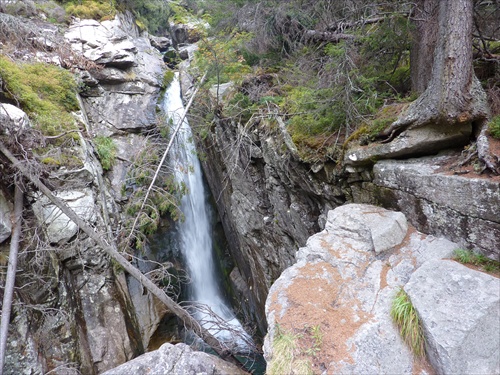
xmin=0 ymin=142 xmax=246 ymax=371
xmin=410 ymin=0 xmax=439 ymax=94
xmin=0 ymin=183 xmax=23 ymax=375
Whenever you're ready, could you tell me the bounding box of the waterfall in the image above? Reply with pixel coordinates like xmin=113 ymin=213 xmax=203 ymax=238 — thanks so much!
xmin=162 ymin=73 xmax=251 ymax=352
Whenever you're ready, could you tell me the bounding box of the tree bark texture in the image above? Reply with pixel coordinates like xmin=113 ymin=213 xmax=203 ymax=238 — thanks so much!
xmin=384 ymin=0 xmax=489 ymax=138
xmin=0 ymin=184 xmax=23 ymax=375
xmin=410 ymin=0 xmax=439 ymax=94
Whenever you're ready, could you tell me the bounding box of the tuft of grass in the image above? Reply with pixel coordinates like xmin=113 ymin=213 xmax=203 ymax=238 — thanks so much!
xmin=162 ymin=70 xmax=176 ymax=89
xmin=267 ymin=325 xmax=313 ymax=375
xmin=391 ymin=288 xmax=426 ymax=357
xmin=453 ymin=249 xmax=500 ymax=274
xmin=304 ymin=324 xmax=323 ymax=357
xmin=94 ymin=136 xmax=117 ymax=171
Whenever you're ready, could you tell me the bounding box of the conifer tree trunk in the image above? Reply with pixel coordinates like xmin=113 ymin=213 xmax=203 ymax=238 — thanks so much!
xmin=386 ymin=0 xmax=488 ymax=136
xmin=410 ymin=0 xmax=439 ymax=94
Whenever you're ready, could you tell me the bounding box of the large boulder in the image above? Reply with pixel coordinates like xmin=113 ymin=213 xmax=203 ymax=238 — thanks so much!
xmin=65 ymin=19 xmax=136 ymax=67
xmin=0 ymin=190 xmax=12 ymax=244
xmin=149 ymin=35 xmax=171 ymax=52
xmin=324 ymin=203 xmax=408 ymax=254
xmin=101 ymin=342 xmax=248 ymax=375
xmin=405 ymin=259 xmax=500 ymax=375
xmin=264 ymin=204 xmax=458 ymax=374
xmin=32 ymin=188 xmax=96 ymax=243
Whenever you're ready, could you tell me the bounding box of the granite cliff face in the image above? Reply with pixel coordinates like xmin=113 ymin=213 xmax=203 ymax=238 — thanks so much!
xmin=0 ymin=13 xmax=169 ymax=374
xmin=350 ymin=154 xmax=500 ymax=259
xmin=196 ymin=114 xmax=347 ymax=332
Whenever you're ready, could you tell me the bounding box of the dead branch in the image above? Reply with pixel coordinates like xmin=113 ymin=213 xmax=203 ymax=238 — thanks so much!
xmin=125 ymin=72 xmax=207 ymax=245
xmin=0 ymin=141 xmax=246 ymax=370
xmin=304 ymin=30 xmax=356 ymax=43
xmin=0 ymin=182 xmax=23 ymax=375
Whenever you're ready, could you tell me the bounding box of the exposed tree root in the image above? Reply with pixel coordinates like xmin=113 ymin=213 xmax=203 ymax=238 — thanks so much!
xmin=476 ymin=120 xmax=500 ymax=174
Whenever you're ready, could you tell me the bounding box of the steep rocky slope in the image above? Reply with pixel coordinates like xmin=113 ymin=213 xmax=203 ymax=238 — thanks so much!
xmin=263 ymin=204 xmax=499 ymax=374
xmin=0 ymin=12 xmax=170 ymax=374
xmin=1 ymin=4 xmax=499 ymax=374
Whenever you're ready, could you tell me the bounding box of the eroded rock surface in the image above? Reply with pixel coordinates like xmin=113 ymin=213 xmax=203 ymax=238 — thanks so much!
xmin=264 ymin=204 xmax=498 ymax=374
xmin=351 ymin=154 xmax=500 ymax=258
xmin=65 ymin=13 xmax=164 ymax=134
xmin=197 ymin=113 xmax=346 ymax=332
xmin=101 ymin=342 xmax=248 ymax=375
xmin=345 ymin=122 xmax=471 ymax=166
xmin=405 ymin=260 xmax=500 ymax=375
xmin=32 ymin=188 xmax=97 ymax=243
xmin=0 ymin=103 xmax=31 ymax=135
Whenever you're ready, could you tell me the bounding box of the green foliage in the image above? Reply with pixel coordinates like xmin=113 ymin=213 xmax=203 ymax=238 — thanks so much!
xmin=35 ymin=1 xmax=69 ymax=24
xmin=356 ymin=14 xmax=413 ymax=95
xmin=61 ymin=0 xmax=116 ymax=20
xmin=193 ymin=33 xmax=253 ymax=86
xmin=162 ymin=70 xmax=176 ymax=89
xmin=304 ymin=324 xmax=323 ymax=357
xmin=0 ymin=56 xmax=79 ymax=136
xmin=453 ymin=249 xmax=500 ymax=274
xmin=37 ymin=145 xmax=84 ymax=169
xmin=488 ymin=116 xmax=500 ymax=139
xmin=169 ymin=2 xmax=195 ymax=24
xmin=94 ymin=136 xmax=117 ymax=171
xmin=345 ymin=103 xmax=406 ymax=146
xmin=122 ymin=140 xmax=185 ymax=242
xmin=268 ymin=325 xmax=313 ymax=375
xmin=391 ymin=288 xmax=425 ymax=357
xmin=116 ymin=0 xmax=171 ymax=35
xmin=189 ymin=2 xmax=416 ymax=162
xmin=285 ymin=86 xmax=343 ymax=138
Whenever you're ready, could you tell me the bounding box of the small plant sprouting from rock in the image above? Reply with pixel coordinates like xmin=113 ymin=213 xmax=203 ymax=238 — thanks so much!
xmin=94 ymin=136 xmax=117 ymax=171
xmin=268 ymin=324 xmax=313 ymax=375
xmin=391 ymin=288 xmax=425 ymax=358
xmin=304 ymin=324 xmax=323 ymax=357
xmin=453 ymin=248 xmax=500 ymax=274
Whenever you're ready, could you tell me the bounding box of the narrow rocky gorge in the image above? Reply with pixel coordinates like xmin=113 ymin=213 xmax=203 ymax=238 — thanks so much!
xmin=0 ymin=3 xmax=499 ymax=374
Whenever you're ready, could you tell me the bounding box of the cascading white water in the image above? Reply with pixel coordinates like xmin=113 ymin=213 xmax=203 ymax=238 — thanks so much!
xmin=163 ymin=73 xmax=250 ymax=351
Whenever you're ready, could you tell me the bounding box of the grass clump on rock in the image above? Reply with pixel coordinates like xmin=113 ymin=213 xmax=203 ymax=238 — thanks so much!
xmin=488 ymin=116 xmax=500 ymax=139
xmin=453 ymin=248 xmax=500 ymax=274
xmin=94 ymin=136 xmax=117 ymax=171
xmin=391 ymin=288 xmax=426 ymax=358
xmin=267 ymin=324 xmax=313 ymax=375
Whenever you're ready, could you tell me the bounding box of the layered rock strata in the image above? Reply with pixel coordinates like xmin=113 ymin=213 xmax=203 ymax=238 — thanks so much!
xmin=351 ymin=154 xmax=500 ymax=259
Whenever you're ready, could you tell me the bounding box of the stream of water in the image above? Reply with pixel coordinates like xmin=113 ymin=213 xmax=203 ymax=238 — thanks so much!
xmin=162 ymin=73 xmax=251 ymax=353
